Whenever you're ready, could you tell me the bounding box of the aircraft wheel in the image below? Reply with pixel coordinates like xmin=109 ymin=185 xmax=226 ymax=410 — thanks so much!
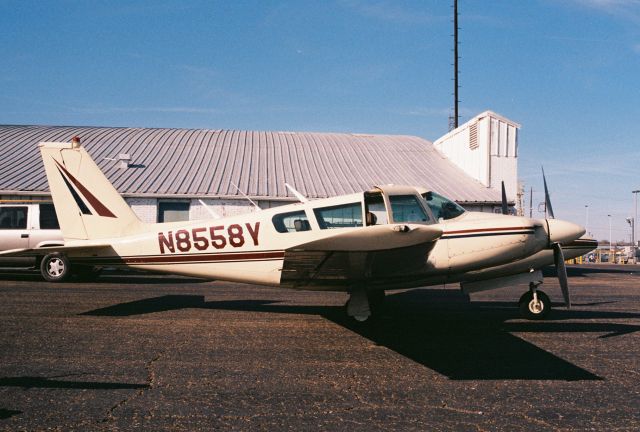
xmin=352 ymin=313 xmax=370 ymax=322
xmin=344 ymin=298 xmax=370 ymax=322
xmin=519 ymin=290 xmax=550 ymax=320
xmin=40 ymin=253 xmax=71 ymax=282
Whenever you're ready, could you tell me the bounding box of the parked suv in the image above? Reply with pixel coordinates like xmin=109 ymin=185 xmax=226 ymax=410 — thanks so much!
xmin=0 ymin=201 xmax=64 ymax=269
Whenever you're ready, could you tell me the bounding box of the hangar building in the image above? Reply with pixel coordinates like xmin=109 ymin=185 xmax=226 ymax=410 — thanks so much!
xmin=0 ymin=111 xmax=519 ymax=223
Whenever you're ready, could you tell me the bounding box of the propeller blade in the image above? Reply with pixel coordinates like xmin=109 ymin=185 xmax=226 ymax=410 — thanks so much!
xmin=552 ymin=243 xmax=571 ymax=309
xmin=542 ymin=166 xmax=555 ymax=219
xmin=501 ymin=181 xmax=508 ymax=215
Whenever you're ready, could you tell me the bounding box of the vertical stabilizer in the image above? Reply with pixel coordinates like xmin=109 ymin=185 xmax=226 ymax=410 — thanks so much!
xmin=39 ymin=139 xmax=142 ymax=240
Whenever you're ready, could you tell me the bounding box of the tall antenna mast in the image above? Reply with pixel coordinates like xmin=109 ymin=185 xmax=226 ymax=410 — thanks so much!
xmin=453 ymin=0 xmax=459 ymax=129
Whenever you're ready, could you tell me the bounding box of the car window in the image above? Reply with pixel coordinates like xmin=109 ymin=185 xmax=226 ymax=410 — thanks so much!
xmin=314 ymin=202 xmax=363 ymax=229
xmin=0 ymin=206 xmax=28 ymax=229
xmin=272 ymin=210 xmax=311 ymax=233
xmin=39 ymin=203 xmax=60 ymax=229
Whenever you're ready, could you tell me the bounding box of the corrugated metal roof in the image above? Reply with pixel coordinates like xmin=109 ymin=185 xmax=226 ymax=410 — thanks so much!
xmin=0 ymin=125 xmax=501 ymax=203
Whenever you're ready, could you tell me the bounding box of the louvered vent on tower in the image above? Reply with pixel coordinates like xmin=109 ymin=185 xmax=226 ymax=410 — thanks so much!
xmin=469 ymin=122 xmax=478 ymax=150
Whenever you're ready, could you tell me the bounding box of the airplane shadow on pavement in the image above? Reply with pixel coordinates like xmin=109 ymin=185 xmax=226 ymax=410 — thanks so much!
xmin=0 ymin=409 xmax=22 ymax=420
xmin=81 ymin=289 xmax=640 ymax=381
xmin=0 ymin=376 xmax=149 ymax=391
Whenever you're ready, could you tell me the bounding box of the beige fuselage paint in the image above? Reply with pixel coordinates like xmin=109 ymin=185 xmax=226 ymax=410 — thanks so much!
xmin=37 ymin=140 xmax=590 ymax=292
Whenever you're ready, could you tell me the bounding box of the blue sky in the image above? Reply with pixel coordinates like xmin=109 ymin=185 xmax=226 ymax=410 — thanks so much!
xmin=1 ymin=0 xmax=639 ymax=241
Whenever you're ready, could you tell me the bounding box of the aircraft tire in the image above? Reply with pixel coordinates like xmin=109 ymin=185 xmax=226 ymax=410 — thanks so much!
xmin=519 ymin=290 xmax=550 ymax=320
xmin=344 ymin=299 xmax=370 ymax=323
xmin=40 ymin=253 xmax=71 ymax=283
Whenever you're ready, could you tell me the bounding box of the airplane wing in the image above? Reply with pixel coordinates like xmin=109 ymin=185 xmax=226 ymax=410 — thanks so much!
xmin=280 ymin=224 xmax=442 ymax=289
xmin=0 ymin=244 xmax=114 ymax=258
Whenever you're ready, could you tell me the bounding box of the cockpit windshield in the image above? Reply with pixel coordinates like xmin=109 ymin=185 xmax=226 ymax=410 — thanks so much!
xmin=422 ymin=191 xmax=466 ymax=221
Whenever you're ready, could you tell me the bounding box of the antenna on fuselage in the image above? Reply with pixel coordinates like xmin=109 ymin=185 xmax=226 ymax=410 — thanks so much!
xmin=198 ymin=199 xmax=221 ymax=219
xmin=230 ymin=182 xmax=261 ymax=211
xmin=285 ymin=183 xmax=309 ymax=203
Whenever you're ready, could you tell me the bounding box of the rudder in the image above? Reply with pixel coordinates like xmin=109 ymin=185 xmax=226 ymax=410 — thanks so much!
xmin=39 ymin=138 xmax=142 ymax=240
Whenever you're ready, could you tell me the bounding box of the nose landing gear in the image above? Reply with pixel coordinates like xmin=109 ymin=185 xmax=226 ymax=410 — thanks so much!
xmin=519 ymin=282 xmax=551 ymax=320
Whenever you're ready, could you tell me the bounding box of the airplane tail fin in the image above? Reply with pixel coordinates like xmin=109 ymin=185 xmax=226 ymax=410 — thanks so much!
xmin=39 ymin=138 xmax=143 ymax=241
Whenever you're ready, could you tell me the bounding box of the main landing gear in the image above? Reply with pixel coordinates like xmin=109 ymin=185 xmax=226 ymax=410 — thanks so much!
xmin=518 ymin=281 xmax=551 ymax=320
xmin=345 ymin=287 xmax=386 ymax=322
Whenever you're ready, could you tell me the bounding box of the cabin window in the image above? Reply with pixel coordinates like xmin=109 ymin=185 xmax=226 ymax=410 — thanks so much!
xmin=39 ymin=203 xmax=60 ymax=229
xmin=314 ymin=202 xmax=363 ymax=229
xmin=389 ymin=195 xmax=430 ymax=223
xmin=158 ymin=201 xmax=190 ymax=223
xmin=0 ymin=206 xmax=27 ymax=229
xmin=422 ymin=191 xmax=466 ymax=221
xmin=272 ymin=210 xmax=311 ymax=233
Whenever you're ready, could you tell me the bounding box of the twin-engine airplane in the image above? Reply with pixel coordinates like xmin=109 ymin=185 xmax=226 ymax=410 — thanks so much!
xmin=2 ymin=138 xmax=596 ymax=321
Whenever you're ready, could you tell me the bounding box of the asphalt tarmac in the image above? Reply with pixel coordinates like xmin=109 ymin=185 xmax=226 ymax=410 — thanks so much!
xmin=0 ymin=265 xmax=639 ymax=431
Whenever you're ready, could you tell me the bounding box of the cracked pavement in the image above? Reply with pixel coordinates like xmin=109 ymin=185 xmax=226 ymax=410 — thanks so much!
xmin=0 ymin=266 xmax=639 ymax=431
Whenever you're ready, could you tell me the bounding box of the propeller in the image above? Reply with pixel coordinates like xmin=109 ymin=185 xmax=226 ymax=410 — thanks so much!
xmin=542 ymin=166 xmax=555 ymax=219
xmin=543 ymin=167 xmax=570 ymax=309
xmin=552 ymin=242 xmax=571 ymax=309
xmin=501 ymin=181 xmax=508 ymax=215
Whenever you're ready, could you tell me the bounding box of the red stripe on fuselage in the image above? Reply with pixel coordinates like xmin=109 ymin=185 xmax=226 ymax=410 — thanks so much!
xmin=443 ymin=226 xmax=534 ymax=235
xmin=76 ymin=250 xmax=285 ymax=266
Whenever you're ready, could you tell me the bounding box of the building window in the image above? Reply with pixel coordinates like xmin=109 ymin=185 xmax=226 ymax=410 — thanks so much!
xmin=272 ymin=210 xmax=311 ymax=233
xmin=314 ymin=202 xmax=363 ymax=229
xmin=39 ymin=203 xmax=60 ymax=229
xmin=0 ymin=206 xmax=28 ymax=229
xmin=158 ymin=201 xmax=190 ymax=223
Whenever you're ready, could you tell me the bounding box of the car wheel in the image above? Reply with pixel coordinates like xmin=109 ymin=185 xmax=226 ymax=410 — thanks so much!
xmin=40 ymin=253 xmax=70 ymax=282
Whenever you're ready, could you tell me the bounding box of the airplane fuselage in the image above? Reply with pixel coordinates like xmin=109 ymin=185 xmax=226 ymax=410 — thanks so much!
xmin=66 ymin=197 xmax=587 ymax=292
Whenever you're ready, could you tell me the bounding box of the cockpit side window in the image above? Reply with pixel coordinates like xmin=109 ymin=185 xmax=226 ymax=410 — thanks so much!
xmin=422 ymin=191 xmax=465 ymax=221
xmin=272 ymin=210 xmax=312 ymax=233
xmin=388 ymin=195 xmax=430 ymax=223
xmin=364 ymin=192 xmax=388 ymax=225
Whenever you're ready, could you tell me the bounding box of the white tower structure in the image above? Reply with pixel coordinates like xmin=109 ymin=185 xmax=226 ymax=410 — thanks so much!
xmin=434 ymin=111 xmax=520 ymax=212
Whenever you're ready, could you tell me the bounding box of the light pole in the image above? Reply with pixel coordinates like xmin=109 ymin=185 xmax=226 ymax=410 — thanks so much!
xmin=608 ymin=214 xmax=612 ymax=263
xmin=585 ymin=205 xmax=589 ymax=237
xmin=633 ymin=190 xmax=639 ymax=264
xmin=627 ymin=218 xmax=634 ymax=263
